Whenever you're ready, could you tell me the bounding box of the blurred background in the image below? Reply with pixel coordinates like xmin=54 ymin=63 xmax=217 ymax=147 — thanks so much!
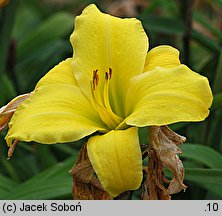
xmin=0 ymin=0 xmax=222 ymax=200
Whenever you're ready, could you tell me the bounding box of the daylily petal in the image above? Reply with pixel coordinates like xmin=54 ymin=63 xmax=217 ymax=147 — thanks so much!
xmin=144 ymin=45 xmax=181 ymax=72
xmin=87 ymin=127 xmax=142 ymax=197
xmin=6 ymin=84 xmax=108 ymax=146
xmin=70 ymin=4 xmax=148 ymax=117
xmin=35 ymin=58 xmax=78 ymax=89
xmin=0 ymin=93 xmax=31 ymax=133
xmin=125 ymin=65 xmax=213 ymax=126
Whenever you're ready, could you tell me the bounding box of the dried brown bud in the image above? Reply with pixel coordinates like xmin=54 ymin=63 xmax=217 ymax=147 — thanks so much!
xmin=69 ymin=144 xmax=112 ymax=200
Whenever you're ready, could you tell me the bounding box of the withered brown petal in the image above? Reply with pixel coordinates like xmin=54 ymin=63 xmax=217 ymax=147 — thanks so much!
xmin=0 ymin=93 xmax=31 ymax=134
xmin=7 ymin=139 xmax=19 ymax=159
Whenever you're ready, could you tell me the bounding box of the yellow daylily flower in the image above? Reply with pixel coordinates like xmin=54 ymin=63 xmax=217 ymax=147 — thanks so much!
xmin=0 ymin=4 xmax=213 ymax=197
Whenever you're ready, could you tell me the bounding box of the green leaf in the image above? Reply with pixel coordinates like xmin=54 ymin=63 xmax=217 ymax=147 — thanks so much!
xmin=193 ymin=12 xmax=222 ymax=42
xmin=191 ymin=30 xmax=220 ymax=52
xmin=12 ymin=3 xmax=41 ymax=41
xmin=199 ymin=182 xmax=222 ymax=198
xmin=6 ymin=177 xmax=72 ymax=200
xmin=17 ymin=12 xmax=73 ymax=59
xmin=5 ymin=156 xmax=77 ymax=199
xmin=16 ymin=40 xmax=70 ymax=91
xmin=180 ymin=143 xmax=222 ymax=169
xmin=140 ymin=15 xmax=220 ymax=52
xmin=165 ymin=166 xmax=222 ymax=197
xmin=211 ymin=93 xmax=222 ymax=111
xmin=184 ymin=168 xmax=222 ymax=185
xmin=141 ymin=0 xmax=179 ymax=18
xmin=139 ymin=127 xmax=148 ymax=144
xmin=51 ymin=144 xmax=76 ymax=155
xmin=169 ymin=122 xmax=189 ymax=131
xmin=0 ymin=174 xmax=18 ymax=199
xmin=0 ymin=74 xmax=16 ymax=106
xmin=140 ymin=15 xmax=184 ymax=35
xmin=37 ymin=145 xmax=58 ymax=169
xmin=167 ymin=144 xmax=222 ymax=197
xmin=0 ymin=156 xmax=21 ymax=182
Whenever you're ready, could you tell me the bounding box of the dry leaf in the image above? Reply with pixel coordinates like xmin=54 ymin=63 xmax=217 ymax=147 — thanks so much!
xmin=148 ymin=126 xmax=187 ymax=195
xmin=142 ymin=126 xmax=187 ymax=199
xmin=141 ymin=149 xmax=171 ymax=200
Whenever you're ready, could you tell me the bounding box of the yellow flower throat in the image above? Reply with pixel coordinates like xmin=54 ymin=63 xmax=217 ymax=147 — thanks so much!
xmin=91 ymin=68 xmax=123 ymax=130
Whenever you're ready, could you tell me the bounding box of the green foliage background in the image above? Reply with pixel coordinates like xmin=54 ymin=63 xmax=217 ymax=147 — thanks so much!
xmin=0 ymin=0 xmax=222 ymax=200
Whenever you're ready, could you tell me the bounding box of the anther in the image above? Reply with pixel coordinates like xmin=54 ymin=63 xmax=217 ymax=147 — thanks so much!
xmin=109 ymin=68 xmax=112 ymax=79
xmin=92 ymin=70 xmax=99 ymax=90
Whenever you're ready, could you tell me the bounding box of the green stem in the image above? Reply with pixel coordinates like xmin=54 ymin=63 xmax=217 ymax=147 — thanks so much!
xmin=213 ymin=49 xmax=222 ymax=93
xmin=180 ymin=0 xmax=195 ymax=66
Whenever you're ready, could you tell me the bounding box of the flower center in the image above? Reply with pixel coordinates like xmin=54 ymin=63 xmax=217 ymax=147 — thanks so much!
xmin=91 ymin=68 xmax=123 ymax=130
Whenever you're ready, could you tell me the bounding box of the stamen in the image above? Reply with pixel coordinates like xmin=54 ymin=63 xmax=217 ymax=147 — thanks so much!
xmin=105 ymin=72 xmax=109 ymax=80
xmin=103 ymin=68 xmax=123 ymax=126
xmin=91 ymin=68 xmax=123 ymax=129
